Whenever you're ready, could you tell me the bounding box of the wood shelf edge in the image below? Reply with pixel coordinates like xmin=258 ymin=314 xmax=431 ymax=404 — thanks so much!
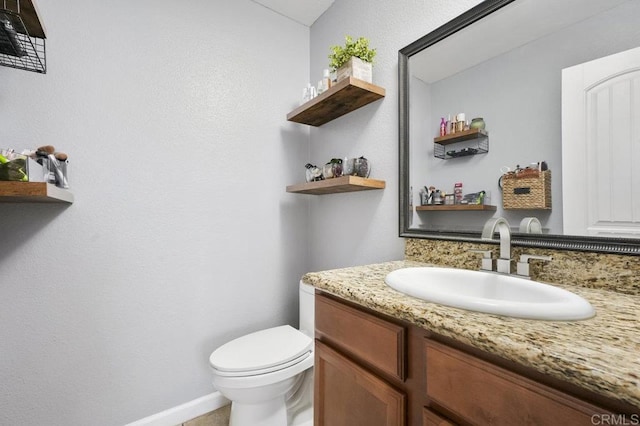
xmin=434 ymin=128 xmax=488 ymax=145
xmin=415 ymin=204 xmax=496 ymax=212
xmin=343 ymin=76 xmax=386 ymax=97
xmin=0 ymin=182 xmax=74 ymax=203
xmin=286 ymin=77 xmax=386 ymax=126
xmin=287 ymin=176 xmax=386 ymax=195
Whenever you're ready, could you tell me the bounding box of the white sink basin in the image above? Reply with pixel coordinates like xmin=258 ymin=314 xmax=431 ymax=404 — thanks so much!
xmin=384 ymin=267 xmax=595 ymax=320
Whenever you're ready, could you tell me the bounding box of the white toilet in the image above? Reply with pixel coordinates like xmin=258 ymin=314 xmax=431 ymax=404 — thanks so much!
xmin=209 ymin=282 xmax=315 ymax=426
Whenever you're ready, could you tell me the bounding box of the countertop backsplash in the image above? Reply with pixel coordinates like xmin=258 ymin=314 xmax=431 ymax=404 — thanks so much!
xmin=405 ymin=238 xmax=640 ymax=296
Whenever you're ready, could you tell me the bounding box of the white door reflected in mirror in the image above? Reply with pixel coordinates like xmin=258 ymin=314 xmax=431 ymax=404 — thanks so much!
xmin=562 ymin=46 xmax=640 ymax=238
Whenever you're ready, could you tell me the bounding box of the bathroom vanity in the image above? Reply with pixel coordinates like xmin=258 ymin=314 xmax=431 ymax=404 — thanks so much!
xmin=304 ymin=261 xmax=640 ymax=425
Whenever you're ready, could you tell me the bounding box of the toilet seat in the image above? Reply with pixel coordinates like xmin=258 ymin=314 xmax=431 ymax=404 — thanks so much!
xmin=209 ymin=325 xmax=312 ymax=377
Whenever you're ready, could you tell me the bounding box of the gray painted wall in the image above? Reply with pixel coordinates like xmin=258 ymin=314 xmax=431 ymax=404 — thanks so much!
xmin=0 ymin=1 xmax=309 ymax=424
xmin=307 ymin=0 xmax=484 ymax=271
xmin=0 ymin=0 xmax=531 ymax=424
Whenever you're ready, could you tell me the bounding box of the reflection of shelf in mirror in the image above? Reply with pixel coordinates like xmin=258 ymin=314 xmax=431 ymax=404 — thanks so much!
xmin=434 ymin=128 xmax=489 ymax=159
xmin=415 ymin=204 xmax=496 ymax=211
xmin=0 ymin=182 xmax=73 ymax=203
xmin=434 ymin=128 xmax=488 ymax=145
xmin=286 ymin=77 xmax=385 ymax=127
xmin=287 ymin=176 xmax=385 ymax=195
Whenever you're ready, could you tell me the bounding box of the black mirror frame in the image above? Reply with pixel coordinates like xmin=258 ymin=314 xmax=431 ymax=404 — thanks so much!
xmin=398 ymin=0 xmax=640 ymax=256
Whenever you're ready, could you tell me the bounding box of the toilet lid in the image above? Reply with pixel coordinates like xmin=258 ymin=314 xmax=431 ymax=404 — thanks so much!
xmin=209 ymin=325 xmax=312 ymax=375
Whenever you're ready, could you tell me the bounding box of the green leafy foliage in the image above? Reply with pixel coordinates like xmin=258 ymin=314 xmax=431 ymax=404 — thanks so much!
xmin=328 ymin=35 xmax=376 ymax=71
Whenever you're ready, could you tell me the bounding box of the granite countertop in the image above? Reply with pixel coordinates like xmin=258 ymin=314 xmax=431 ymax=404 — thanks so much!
xmin=302 ymin=260 xmax=640 ymax=409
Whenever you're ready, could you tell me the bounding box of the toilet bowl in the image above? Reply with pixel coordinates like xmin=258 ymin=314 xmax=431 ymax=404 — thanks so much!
xmin=209 ymin=282 xmax=315 ymax=426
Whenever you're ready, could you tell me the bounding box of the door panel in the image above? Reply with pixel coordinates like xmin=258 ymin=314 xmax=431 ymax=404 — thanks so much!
xmin=314 ymin=340 xmax=406 ymax=426
xmin=562 ymin=45 xmax=640 ymax=237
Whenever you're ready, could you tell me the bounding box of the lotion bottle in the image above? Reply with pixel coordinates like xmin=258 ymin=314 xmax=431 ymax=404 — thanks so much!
xmin=322 ymin=69 xmax=331 ymax=90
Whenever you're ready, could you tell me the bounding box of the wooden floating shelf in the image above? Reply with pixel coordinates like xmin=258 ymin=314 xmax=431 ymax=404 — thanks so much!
xmin=287 ymin=176 xmax=385 ymax=195
xmin=286 ymin=77 xmax=385 ymax=126
xmin=434 ymin=128 xmax=488 ymax=146
xmin=415 ymin=204 xmax=496 ymax=212
xmin=0 ymin=182 xmax=74 ymax=203
xmin=2 ymin=0 xmax=46 ymax=38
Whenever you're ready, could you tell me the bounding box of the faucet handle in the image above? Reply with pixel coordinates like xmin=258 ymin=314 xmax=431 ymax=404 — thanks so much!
xmin=469 ymin=249 xmax=493 ymax=271
xmin=516 ymin=254 xmax=552 ymax=277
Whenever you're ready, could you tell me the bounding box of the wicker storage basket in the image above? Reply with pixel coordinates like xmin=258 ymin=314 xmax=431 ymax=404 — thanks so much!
xmin=502 ymin=170 xmax=551 ymax=210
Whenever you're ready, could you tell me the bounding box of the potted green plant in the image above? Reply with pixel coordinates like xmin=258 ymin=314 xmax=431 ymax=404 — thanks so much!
xmin=328 ymin=35 xmax=376 ymax=83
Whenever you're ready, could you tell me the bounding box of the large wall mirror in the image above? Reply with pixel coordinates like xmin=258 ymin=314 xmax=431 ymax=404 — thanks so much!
xmin=399 ymin=0 xmax=640 ymax=254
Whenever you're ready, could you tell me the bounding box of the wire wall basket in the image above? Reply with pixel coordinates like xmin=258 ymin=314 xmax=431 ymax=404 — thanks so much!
xmin=0 ymin=0 xmax=46 ymax=73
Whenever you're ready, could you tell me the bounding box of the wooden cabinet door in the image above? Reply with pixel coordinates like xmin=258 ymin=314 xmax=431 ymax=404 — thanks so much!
xmin=315 ymin=340 xmax=406 ymax=426
xmin=423 ymin=407 xmax=456 ymax=426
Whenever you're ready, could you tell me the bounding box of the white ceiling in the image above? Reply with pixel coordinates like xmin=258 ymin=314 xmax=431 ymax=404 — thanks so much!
xmin=251 ymin=0 xmax=335 ymax=26
xmin=411 ymin=0 xmax=631 ymax=83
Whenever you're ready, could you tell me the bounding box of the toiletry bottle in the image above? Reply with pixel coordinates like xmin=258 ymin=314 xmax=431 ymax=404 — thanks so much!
xmin=409 ymin=186 xmax=413 ymax=208
xmin=440 ymin=117 xmax=446 ymax=136
xmin=427 ymin=186 xmax=436 ymax=204
xmin=323 ymin=69 xmax=331 ymax=90
xmin=454 ymin=182 xmax=463 ymax=204
xmin=434 ymin=190 xmax=442 ymax=204
xmin=309 ymin=84 xmax=317 ymax=99
xmin=456 ymin=113 xmax=465 ymax=132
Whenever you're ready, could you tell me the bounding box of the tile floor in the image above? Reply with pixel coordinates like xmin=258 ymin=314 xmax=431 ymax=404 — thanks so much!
xmin=180 ymin=404 xmax=230 ymax=426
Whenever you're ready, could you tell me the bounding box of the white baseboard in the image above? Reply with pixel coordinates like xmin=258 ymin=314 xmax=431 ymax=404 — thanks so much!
xmin=125 ymin=391 xmax=230 ymax=426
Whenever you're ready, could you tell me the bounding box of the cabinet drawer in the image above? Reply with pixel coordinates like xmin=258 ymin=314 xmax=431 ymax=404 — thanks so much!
xmin=315 ymin=294 xmax=406 ymax=381
xmin=425 ymin=339 xmax=606 ymax=425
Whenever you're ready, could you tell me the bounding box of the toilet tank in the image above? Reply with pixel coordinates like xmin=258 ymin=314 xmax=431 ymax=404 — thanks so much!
xmin=298 ymin=281 xmax=315 ymax=338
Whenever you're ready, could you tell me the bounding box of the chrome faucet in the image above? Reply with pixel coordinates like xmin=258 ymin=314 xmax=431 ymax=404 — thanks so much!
xmin=481 ymin=217 xmax=512 ymax=274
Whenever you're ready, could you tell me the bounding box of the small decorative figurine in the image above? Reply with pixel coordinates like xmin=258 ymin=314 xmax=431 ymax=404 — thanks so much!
xmin=304 ymin=163 xmax=323 ymax=182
